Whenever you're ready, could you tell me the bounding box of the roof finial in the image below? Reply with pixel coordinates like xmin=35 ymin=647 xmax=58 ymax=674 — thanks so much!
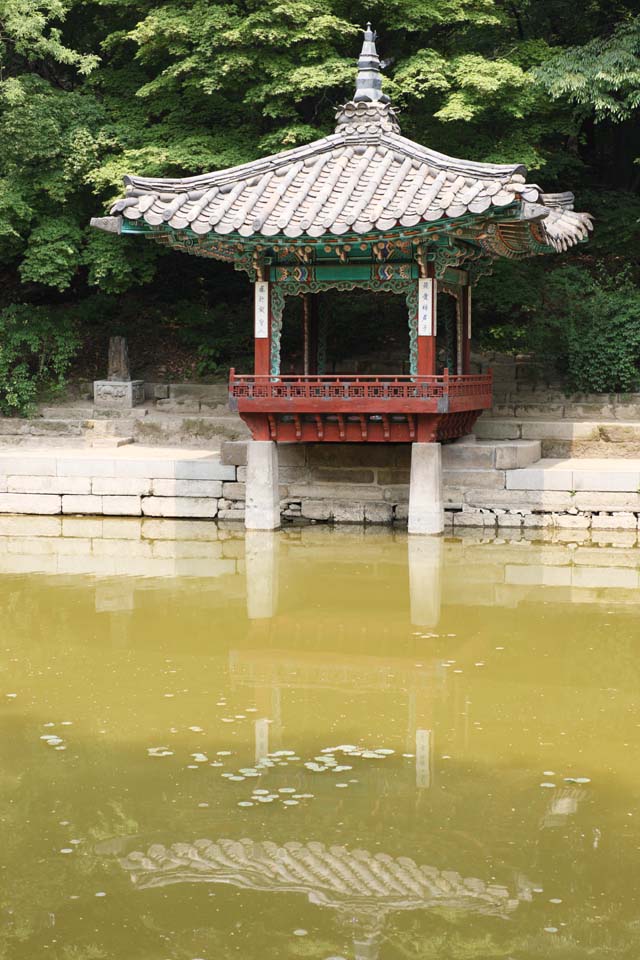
xmin=354 ymin=22 xmax=389 ymax=104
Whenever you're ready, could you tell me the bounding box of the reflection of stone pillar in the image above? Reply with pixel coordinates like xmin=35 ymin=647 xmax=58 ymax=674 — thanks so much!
xmin=95 ymin=581 xmax=135 ymax=614
xmin=354 ymin=934 xmax=381 ymax=960
xmin=245 ymin=442 xmax=280 ymax=531
xmin=416 ymin=729 xmax=433 ymax=789
xmin=245 ymin=530 xmax=279 ymax=618
xmin=270 ymin=685 xmax=283 ymax=749
xmin=408 ymin=536 xmax=442 ymax=626
xmin=255 ymin=717 xmax=269 ymax=764
xmin=95 ymin=582 xmax=135 ymax=647
xmin=406 ymin=689 xmax=416 ymax=754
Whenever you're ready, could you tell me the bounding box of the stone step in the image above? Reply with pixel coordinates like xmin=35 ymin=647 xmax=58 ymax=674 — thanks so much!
xmin=169 ymin=383 xmax=229 ymax=401
xmin=132 ymin=415 xmax=250 ymax=446
xmin=0 ymin=417 xmax=85 ymax=437
xmin=475 ymin=418 xmax=640 ymax=458
xmin=38 ymin=406 xmax=94 ymax=419
xmin=443 ymin=439 xmax=540 ymax=470
xmin=0 ymin=436 xmax=89 ymax=448
xmin=1 ymin=409 xmax=248 ymax=447
xmin=155 ymin=399 xmax=231 ymax=415
xmin=39 ymin=406 xmax=150 ymax=420
xmin=85 ymin=419 xmax=136 ymax=437
xmin=486 ymin=399 xmax=640 ymax=421
xmin=88 ymin=436 xmax=135 ymax=448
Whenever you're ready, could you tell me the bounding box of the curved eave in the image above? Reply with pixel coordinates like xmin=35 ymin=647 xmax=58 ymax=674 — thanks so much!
xmin=118 ymin=207 xmax=508 ymax=244
xmin=94 ymin=199 xmax=592 ymax=267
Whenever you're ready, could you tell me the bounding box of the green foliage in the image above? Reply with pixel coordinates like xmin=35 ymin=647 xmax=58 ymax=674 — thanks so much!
xmin=172 ymin=299 xmax=253 ymax=377
xmin=547 ymin=267 xmax=640 ymax=393
xmin=19 ymin=216 xmax=82 ymax=289
xmin=536 ymin=16 xmax=640 ymax=122
xmin=476 ymin=263 xmax=640 ymax=393
xmin=81 ymin=227 xmax=159 ymax=292
xmin=0 ymin=0 xmax=99 ymax=74
xmin=0 ymin=304 xmax=80 ymax=415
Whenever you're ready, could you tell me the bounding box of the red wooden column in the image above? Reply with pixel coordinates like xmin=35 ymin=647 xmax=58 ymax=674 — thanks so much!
xmin=417 ymin=265 xmax=437 ymax=376
xmin=254 ymin=280 xmax=271 ymax=376
xmin=461 ymin=285 xmax=472 ymax=375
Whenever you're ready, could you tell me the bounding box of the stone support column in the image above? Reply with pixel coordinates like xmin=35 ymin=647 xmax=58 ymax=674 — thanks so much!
xmin=245 ymin=440 xmax=280 ymax=530
xmin=417 ymin=273 xmax=437 ymax=376
xmin=408 ymin=442 xmax=444 ymax=535
xmin=461 ymin=285 xmax=472 ymax=375
xmin=253 ymin=280 xmax=271 ymax=377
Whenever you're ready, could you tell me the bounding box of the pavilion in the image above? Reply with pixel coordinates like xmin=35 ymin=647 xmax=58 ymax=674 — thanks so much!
xmin=92 ymin=25 xmax=591 ymax=534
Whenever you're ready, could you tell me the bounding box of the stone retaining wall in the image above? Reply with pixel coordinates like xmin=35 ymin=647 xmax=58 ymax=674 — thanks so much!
xmin=476 ymin=418 xmax=640 ymax=459
xmin=219 ymin=441 xmax=640 ymax=531
xmin=3 ymin=443 xmax=640 ymax=532
xmin=0 ymin=450 xmax=239 ymax=520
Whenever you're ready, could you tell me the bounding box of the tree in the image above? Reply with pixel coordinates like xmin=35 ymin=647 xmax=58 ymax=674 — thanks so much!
xmin=0 ymin=0 xmax=638 ymax=402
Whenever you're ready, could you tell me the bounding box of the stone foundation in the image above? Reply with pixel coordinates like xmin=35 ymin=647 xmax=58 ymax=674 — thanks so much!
xmin=0 ymin=448 xmax=235 ymax=520
xmin=2 ymin=442 xmax=640 ymax=532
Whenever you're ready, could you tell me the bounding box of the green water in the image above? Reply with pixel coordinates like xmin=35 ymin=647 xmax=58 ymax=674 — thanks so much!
xmin=1 ymin=519 xmax=639 ymax=959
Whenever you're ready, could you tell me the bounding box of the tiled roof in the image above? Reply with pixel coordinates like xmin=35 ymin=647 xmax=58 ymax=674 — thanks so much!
xmin=95 ymin=26 xmax=592 ymax=254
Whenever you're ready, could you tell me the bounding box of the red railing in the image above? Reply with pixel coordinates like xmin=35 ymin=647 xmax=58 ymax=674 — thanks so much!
xmin=229 ymin=370 xmax=493 ymax=403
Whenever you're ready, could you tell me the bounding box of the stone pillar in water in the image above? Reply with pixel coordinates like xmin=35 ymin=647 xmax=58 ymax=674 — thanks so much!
xmin=245 ymin=441 xmax=281 ymax=530
xmin=408 ymin=442 xmax=444 ymax=535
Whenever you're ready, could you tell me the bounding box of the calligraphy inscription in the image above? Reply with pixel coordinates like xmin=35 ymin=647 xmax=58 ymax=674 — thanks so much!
xmin=254 ymin=281 xmax=269 ymax=338
xmin=418 ymin=278 xmax=437 ymax=337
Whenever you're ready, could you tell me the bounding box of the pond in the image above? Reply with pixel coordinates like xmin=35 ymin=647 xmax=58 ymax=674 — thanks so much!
xmin=1 ymin=517 xmax=639 ymax=959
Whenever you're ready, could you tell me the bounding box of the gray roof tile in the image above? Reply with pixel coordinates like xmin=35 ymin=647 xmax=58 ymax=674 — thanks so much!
xmin=100 ymin=52 xmax=592 ymax=253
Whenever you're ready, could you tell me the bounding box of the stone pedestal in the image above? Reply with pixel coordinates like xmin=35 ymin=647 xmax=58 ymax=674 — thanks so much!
xmin=94 ymin=380 xmax=144 ymax=409
xmin=408 ymin=442 xmax=444 ymax=535
xmin=245 ymin=440 xmax=280 ymax=530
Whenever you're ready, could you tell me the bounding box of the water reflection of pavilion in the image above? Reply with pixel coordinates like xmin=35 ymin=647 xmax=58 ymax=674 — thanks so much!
xmin=230 ymin=646 xmax=440 ymax=787
xmin=121 ymin=837 xmax=528 ymax=959
xmin=245 ymin=530 xmax=442 ymax=627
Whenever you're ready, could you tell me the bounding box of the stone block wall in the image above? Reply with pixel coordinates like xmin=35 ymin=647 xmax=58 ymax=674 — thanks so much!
xmin=0 ymin=451 xmax=237 ymax=520
xmin=3 ymin=442 xmax=640 ymax=532
xmin=220 ymin=441 xmax=640 ymax=532
xmin=476 ymin=417 xmax=640 ymax=459
xmin=222 ymin=442 xmax=413 ymax=523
